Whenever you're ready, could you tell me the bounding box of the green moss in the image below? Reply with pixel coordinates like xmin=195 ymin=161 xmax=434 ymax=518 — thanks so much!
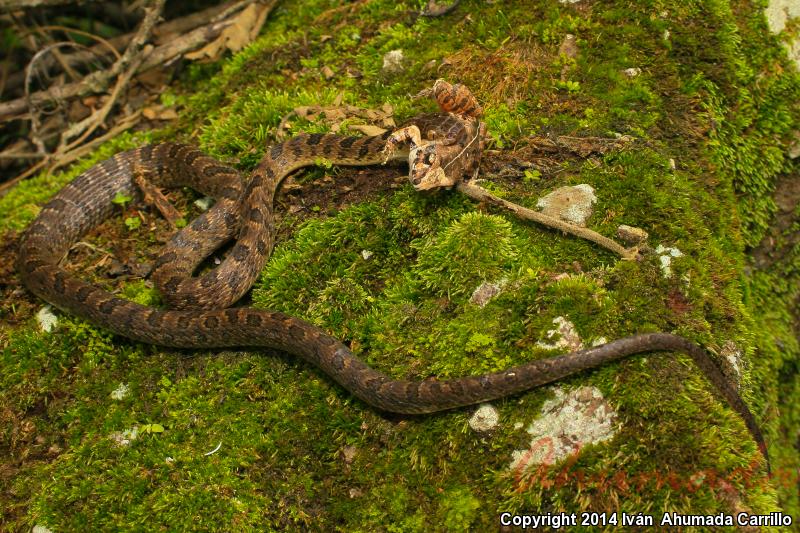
xmin=2 ymin=0 xmax=798 ymax=529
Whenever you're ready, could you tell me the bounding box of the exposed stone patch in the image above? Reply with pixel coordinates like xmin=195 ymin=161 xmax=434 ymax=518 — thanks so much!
xmin=509 ymin=386 xmax=618 ymax=471
xmin=622 ymin=67 xmax=642 ymax=78
xmin=469 ymin=279 xmax=507 ymax=307
xmin=469 ymin=403 xmax=499 ymax=432
xmin=341 ymin=445 xmax=357 ymax=464
xmin=765 ymin=0 xmax=800 ymax=68
xmin=720 ymin=340 xmax=743 ymax=383
xmin=536 ymin=316 xmax=583 ymax=351
xmin=788 ymin=131 xmax=800 ymax=159
xmin=110 ymin=426 xmax=139 ymax=447
xmin=382 ymin=49 xmax=405 ymax=74
xmin=655 ymin=244 xmax=683 ymax=278
xmin=110 ymin=383 xmax=130 ymax=400
xmin=36 ymin=305 xmax=58 ymax=333
xmin=616 ymin=224 xmax=648 ymax=245
xmin=536 ymin=184 xmax=596 ymax=226
xmin=559 ymin=34 xmax=578 ymax=59
xmin=194 ymin=196 xmax=214 ymax=211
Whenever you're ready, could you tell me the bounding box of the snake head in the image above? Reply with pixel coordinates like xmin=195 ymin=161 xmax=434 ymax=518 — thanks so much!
xmin=408 ymin=144 xmax=455 ymax=190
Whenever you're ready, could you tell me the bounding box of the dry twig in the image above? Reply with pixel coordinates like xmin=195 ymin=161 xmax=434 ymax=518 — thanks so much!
xmin=456 ymin=180 xmax=638 ymax=259
xmin=0 ymin=0 xmax=262 ymax=121
xmin=0 ymin=0 xmax=99 ymax=10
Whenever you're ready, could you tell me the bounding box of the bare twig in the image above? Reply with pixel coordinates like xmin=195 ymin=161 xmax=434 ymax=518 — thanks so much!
xmin=30 ymin=24 xmax=123 ymax=60
xmin=0 ymin=0 xmax=99 ymax=10
xmin=24 ymin=41 xmax=90 ymax=152
xmin=0 ymin=12 xmax=240 ymax=121
xmin=134 ymin=168 xmax=182 ymax=227
xmin=456 ymin=180 xmax=638 ymax=259
xmin=0 ymin=151 xmax=45 ymax=159
xmin=58 ymin=0 xmax=164 ymax=150
xmin=1 ymin=2 xmax=240 ymax=96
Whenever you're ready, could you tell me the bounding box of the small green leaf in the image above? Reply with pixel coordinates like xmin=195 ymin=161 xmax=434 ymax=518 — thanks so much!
xmin=112 ymin=192 xmax=133 ymax=206
xmin=124 ymin=217 xmax=141 ymax=230
xmin=175 ymin=218 xmax=188 ymax=228
xmin=523 ymin=169 xmax=541 ymax=182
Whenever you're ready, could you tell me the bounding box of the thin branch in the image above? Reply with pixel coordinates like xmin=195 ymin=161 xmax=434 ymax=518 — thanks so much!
xmin=0 ymin=13 xmax=240 ymax=121
xmin=59 ymin=0 xmax=164 ymax=149
xmin=0 ymin=0 xmax=99 ymax=10
xmin=456 ymin=180 xmax=639 ymax=260
xmin=1 ymin=1 xmax=240 ymax=95
xmin=30 ymin=24 xmax=123 ymax=60
xmin=0 ymin=151 xmax=45 ymax=159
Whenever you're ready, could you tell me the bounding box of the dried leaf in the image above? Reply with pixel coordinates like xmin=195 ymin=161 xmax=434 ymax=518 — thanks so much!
xmin=321 ymin=108 xmax=346 ymax=122
xmin=293 ymin=106 xmax=313 ymax=119
xmin=186 ymin=2 xmax=273 ymax=62
xmin=142 ymin=105 xmax=178 ymax=121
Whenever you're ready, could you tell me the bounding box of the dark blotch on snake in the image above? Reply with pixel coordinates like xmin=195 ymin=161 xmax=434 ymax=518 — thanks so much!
xmin=232 ymin=244 xmax=251 ymax=262
xmin=248 ymin=208 xmax=263 ymax=223
xmin=154 ymin=251 xmax=178 ymax=270
xmin=220 ymin=186 xmax=239 ymax=200
xmin=52 ymin=272 xmax=66 ymax=294
xmin=289 ymin=324 xmax=305 ymax=339
xmin=163 ymin=276 xmax=182 ymax=294
xmin=75 ymin=285 xmax=94 ymax=301
xmin=99 ymin=298 xmax=120 ymax=314
xmin=223 ymin=212 xmax=238 ymax=230
xmin=147 ymin=311 xmax=161 ymax=327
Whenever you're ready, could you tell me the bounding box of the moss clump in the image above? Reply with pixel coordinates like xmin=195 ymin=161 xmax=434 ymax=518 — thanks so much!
xmin=414 ymin=212 xmax=518 ymax=300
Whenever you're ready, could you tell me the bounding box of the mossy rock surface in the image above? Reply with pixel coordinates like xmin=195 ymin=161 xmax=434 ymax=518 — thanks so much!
xmin=1 ymin=0 xmax=799 ymax=530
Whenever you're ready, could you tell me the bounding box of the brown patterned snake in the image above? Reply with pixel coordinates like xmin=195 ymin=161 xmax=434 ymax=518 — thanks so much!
xmin=17 ymin=81 xmax=768 ymax=469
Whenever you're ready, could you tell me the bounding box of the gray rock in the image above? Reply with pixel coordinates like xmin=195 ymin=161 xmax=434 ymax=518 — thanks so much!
xmin=536 ymin=184 xmax=596 ymax=226
xmin=616 ymin=224 xmax=649 ymax=245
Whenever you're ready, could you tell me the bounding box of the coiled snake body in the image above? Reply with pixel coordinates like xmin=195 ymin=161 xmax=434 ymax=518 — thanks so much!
xmin=17 ymin=92 xmax=768 ymax=467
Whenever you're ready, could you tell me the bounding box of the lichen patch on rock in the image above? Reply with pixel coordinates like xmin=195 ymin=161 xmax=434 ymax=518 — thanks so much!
xmin=469 ymin=279 xmax=507 ymax=307
xmin=468 ymin=403 xmax=499 ymax=432
xmin=509 ymin=386 xmax=618 ymax=471
xmin=536 ymin=184 xmax=596 ymax=226
xmin=536 ymin=316 xmax=583 ymax=351
xmin=655 ymin=244 xmax=683 ymax=278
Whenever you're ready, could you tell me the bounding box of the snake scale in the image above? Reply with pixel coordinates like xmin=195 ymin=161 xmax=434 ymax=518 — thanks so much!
xmin=16 ymin=84 xmax=768 ymax=468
